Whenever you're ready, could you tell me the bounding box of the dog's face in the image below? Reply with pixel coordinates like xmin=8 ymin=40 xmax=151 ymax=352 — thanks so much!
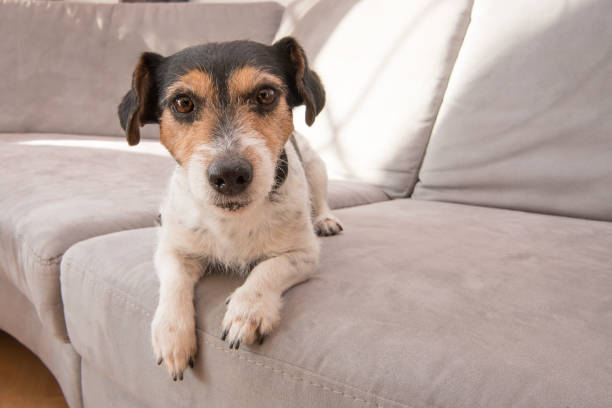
xmin=118 ymin=38 xmax=325 ymax=212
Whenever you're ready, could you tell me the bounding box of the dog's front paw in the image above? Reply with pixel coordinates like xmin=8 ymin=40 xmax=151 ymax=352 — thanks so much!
xmin=221 ymin=287 xmax=281 ymax=349
xmin=314 ymin=213 xmax=343 ymax=236
xmin=151 ymin=305 xmax=197 ymax=381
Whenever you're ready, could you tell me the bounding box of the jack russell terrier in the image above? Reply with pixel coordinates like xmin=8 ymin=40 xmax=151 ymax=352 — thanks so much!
xmin=118 ymin=37 xmax=342 ymax=381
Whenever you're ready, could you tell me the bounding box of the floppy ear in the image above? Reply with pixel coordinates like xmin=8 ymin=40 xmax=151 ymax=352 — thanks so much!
xmin=273 ymin=37 xmax=325 ymax=126
xmin=118 ymin=52 xmax=164 ymax=146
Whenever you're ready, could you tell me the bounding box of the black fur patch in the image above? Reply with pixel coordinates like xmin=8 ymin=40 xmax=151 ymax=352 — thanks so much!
xmin=272 ymin=149 xmax=288 ymax=191
xmin=118 ymin=38 xmax=326 ymax=145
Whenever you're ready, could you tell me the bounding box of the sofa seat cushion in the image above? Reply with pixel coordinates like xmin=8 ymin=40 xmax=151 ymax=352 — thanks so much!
xmin=61 ymin=199 xmax=612 ymax=408
xmin=0 ymin=133 xmax=388 ymax=341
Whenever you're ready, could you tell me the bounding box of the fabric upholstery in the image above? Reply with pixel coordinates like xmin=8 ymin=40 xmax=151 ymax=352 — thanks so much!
xmin=0 ymin=133 xmax=388 ymax=341
xmin=0 ymin=134 xmax=175 ymax=340
xmin=326 ymin=179 xmax=389 ymax=210
xmin=413 ymin=0 xmax=612 ymax=221
xmin=81 ymin=361 xmax=146 ymax=408
xmin=0 ymin=0 xmax=284 ymax=137
xmin=275 ymin=0 xmax=473 ymax=197
xmin=61 ymin=199 xmax=612 ymax=407
xmin=0 ymin=276 xmax=82 ymax=408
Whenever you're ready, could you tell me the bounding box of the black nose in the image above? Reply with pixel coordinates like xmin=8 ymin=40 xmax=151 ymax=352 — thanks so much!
xmin=208 ymin=158 xmax=253 ymax=195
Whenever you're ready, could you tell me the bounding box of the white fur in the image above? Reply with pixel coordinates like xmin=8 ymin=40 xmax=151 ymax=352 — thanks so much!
xmin=151 ymin=133 xmax=342 ymax=379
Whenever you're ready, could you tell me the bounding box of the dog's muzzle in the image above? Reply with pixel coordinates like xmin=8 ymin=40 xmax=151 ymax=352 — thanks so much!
xmin=208 ymin=157 xmax=253 ymax=196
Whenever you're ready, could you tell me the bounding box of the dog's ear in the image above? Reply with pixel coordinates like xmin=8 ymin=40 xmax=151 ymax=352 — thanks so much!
xmin=118 ymin=52 xmax=164 ymax=146
xmin=274 ymin=37 xmax=325 ymax=126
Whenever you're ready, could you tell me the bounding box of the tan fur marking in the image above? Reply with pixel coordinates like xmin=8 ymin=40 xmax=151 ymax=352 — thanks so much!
xmin=249 ymin=101 xmax=294 ymax=159
xmin=160 ymin=110 xmax=216 ymax=165
xmin=165 ymin=70 xmax=216 ymax=102
xmin=160 ymin=70 xmax=217 ymax=164
xmin=240 ymin=141 xmax=264 ymax=178
xmin=228 ymin=67 xmax=294 ymax=159
xmin=228 ymin=66 xmax=284 ymax=98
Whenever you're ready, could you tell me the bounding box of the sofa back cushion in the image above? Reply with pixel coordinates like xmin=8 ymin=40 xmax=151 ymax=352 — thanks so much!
xmin=0 ymin=0 xmax=283 ymax=138
xmin=413 ymin=0 xmax=612 ymax=221
xmin=275 ymin=0 xmax=473 ymax=197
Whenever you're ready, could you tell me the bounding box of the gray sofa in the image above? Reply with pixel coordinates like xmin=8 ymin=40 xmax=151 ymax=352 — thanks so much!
xmin=2 ymin=0 xmax=611 ymax=407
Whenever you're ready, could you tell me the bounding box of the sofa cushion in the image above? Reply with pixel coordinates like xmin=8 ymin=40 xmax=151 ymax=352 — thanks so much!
xmin=0 ymin=133 xmax=388 ymax=341
xmin=413 ymin=0 xmax=612 ymax=221
xmin=61 ymin=199 xmax=612 ymax=408
xmin=0 ymin=133 xmax=174 ymax=341
xmin=325 ymin=179 xmax=389 ymax=209
xmin=274 ymin=0 xmax=473 ymax=197
xmin=0 ymin=0 xmax=284 ymax=138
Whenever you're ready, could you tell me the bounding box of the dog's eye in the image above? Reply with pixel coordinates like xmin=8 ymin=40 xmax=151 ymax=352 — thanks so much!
xmin=173 ymin=95 xmax=194 ymax=114
xmin=256 ymin=88 xmax=276 ymax=105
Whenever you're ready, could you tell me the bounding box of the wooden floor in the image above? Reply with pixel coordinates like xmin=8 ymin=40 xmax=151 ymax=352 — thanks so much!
xmin=0 ymin=330 xmax=68 ymax=408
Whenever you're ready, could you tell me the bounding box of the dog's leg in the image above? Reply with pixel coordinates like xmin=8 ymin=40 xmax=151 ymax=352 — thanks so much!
xmin=151 ymin=246 xmax=202 ymax=380
xmin=221 ymin=250 xmax=317 ymax=348
xmin=294 ymin=135 xmax=343 ymax=236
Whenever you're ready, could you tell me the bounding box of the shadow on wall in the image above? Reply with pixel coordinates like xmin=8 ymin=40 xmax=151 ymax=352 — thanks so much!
xmin=411 ymin=0 xmax=612 ymax=219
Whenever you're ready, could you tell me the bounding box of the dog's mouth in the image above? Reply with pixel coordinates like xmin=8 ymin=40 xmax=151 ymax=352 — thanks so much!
xmin=214 ymin=200 xmax=251 ymax=212
xmin=209 ymin=188 xmax=253 ymax=213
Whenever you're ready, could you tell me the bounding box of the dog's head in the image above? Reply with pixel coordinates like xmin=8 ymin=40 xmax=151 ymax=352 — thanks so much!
xmin=118 ymin=37 xmax=324 ymax=212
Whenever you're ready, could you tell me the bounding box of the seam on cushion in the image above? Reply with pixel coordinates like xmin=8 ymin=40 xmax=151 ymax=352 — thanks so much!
xmin=407 ymin=0 xmax=476 ymax=197
xmin=17 ymin=216 xmax=156 ymax=269
xmin=67 ymin=262 xmax=423 ymax=408
xmin=22 ymin=251 xmax=63 ymax=306
xmin=198 ymin=338 xmax=410 ymax=408
xmin=22 ymin=240 xmax=63 ymax=266
xmin=7 ymin=239 xmax=69 ymax=340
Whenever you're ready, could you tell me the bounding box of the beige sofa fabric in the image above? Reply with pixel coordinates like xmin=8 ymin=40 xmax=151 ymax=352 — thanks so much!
xmin=61 ymin=199 xmax=612 ymax=407
xmin=325 ymin=179 xmax=389 ymax=209
xmin=413 ymin=0 xmax=612 ymax=221
xmin=0 ymin=134 xmax=176 ymax=340
xmin=0 ymin=0 xmax=284 ymax=137
xmin=275 ymin=0 xmax=474 ymax=197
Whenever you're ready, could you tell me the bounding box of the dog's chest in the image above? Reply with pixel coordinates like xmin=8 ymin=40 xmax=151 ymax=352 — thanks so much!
xmin=184 ymin=202 xmax=307 ymax=269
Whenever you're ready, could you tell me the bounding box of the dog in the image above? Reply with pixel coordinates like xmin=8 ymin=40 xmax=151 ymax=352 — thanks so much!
xmin=118 ymin=37 xmax=343 ymax=381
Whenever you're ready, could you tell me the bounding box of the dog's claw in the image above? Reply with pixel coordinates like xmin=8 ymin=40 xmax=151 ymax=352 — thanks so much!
xmin=229 ymin=340 xmax=234 ymax=349
xmin=179 ymin=372 xmax=184 ymax=381
xmin=255 ymin=327 xmax=266 ymax=345
xmin=157 ymin=357 xmax=163 ymax=366
xmin=188 ymin=357 xmax=195 ymax=368
xmin=234 ymin=339 xmax=241 ymax=350
xmin=314 ymin=215 xmax=343 ymax=236
xmin=221 ymin=328 xmax=228 ymax=341
xmin=173 ymin=375 xmax=177 ymax=382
